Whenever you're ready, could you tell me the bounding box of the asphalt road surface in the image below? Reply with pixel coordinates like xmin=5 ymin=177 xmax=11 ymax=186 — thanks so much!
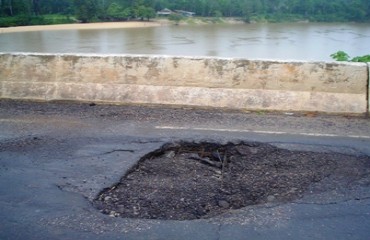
xmin=1 ymin=99 xmax=370 ymax=240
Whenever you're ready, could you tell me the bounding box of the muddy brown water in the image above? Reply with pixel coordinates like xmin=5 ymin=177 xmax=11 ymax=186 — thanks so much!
xmin=93 ymin=141 xmax=370 ymax=220
xmin=1 ymin=23 xmax=370 ymax=60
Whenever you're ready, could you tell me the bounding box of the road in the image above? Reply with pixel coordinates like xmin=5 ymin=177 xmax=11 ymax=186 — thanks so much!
xmin=1 ymin=99 xmax=370 ymax=240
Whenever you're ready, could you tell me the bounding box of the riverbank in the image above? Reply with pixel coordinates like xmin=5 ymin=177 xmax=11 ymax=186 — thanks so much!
xmin=0 ymin=21 xmax=162 ymax=33
xmin=0 ymin=18 xmax=247 ymax=34
xmin=158 ymin=17 xmax=245 ymax=25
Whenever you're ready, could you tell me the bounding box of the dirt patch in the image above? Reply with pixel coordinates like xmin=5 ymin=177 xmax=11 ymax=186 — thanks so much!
xmin=93 ymin=141 xmax=370 ymax=220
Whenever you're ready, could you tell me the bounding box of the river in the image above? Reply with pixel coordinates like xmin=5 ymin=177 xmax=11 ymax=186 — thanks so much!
xmin=1 ymin=22 xmax=369 ymax=61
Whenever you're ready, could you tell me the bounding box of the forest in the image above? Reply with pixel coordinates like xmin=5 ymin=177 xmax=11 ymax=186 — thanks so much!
xmin=0 ymin=0 xmax=370 ymax=27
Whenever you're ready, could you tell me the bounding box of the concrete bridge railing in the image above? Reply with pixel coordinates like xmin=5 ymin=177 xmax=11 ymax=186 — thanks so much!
xmin=0 ymin=53 xmax=369 ymax=114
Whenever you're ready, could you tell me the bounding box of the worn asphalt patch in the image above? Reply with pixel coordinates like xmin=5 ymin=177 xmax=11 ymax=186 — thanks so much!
xmin=94 ymin=141 xmax=370 ymax=220
xmin=2 ymin=100 xmax=370 ymax=239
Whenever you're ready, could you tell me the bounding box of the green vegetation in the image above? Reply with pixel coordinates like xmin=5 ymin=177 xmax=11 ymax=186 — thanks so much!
xmin=0 ymin=0 xmax=369 ymax=27
xmin=0 ymin=14 xmax=75 ymax=27
xmin=351 ymin=55 xmax=370 ymax=63
xmin=331 ymin=51 xmax=370 ymax=63
xmin=168 ymin=14 xmax=183 ymax=25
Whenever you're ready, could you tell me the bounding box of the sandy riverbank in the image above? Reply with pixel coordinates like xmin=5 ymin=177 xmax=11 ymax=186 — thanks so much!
xmin=0 ymin=18 xmax=247 ymax=33
xmin=0 ymin=21 xmax=162 ymax=33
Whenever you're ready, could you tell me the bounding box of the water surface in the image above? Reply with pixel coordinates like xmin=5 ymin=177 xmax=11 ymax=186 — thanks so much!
xmin=1 ymin=23 xmax=370 ymax=61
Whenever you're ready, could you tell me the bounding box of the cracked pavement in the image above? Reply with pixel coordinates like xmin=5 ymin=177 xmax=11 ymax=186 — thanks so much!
xmin=0 ymin=99 xmax=370 ymax=240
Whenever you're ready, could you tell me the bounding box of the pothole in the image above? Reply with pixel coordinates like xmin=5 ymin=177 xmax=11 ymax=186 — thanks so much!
xmin=93 ymin=141 xmax=370 ymax=220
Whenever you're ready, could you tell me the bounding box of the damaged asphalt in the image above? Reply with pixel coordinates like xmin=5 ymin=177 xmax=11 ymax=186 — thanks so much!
xmin=1 ymin=99 xmax=370 ymax=240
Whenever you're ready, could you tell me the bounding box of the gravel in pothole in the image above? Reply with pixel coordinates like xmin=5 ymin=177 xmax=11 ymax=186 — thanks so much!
xmin=93 ymin=141 xmax=370 ymax=220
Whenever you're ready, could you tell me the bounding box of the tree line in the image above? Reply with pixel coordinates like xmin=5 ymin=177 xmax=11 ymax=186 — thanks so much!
xmin=0 ymin=0 xmax=369 ymax=26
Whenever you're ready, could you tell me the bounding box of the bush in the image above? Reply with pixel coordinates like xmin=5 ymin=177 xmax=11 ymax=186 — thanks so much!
xmin=0 ymin=15 xmax=30 ymax=27
xmin=351 ymin=55 xmax=370 ymax=63
xmin=331 ymin=51 xmax=370 ymax=63
xmin=168 ymin=14 xmax=183 ymax=24
xmin=0 ymin=14 xmax=75 ymax=27
xmin=42 ymin=14 xmax=75 ymax=25
xmin=330 ymin=51 xmax=350 ymax=61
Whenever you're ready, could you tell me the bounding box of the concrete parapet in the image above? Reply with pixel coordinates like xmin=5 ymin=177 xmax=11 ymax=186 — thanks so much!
xmin=368 ymin=63 xmax=370 ymax=114
xmin=0 ymin=53 xmax=369 ymax=114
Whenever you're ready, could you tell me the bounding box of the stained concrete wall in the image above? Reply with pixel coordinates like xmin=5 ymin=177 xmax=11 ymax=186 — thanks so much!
xmin=368 ymin=63 xmax=370 ymax=113
xmin=0 ymin=53 xmax=369 ymax=113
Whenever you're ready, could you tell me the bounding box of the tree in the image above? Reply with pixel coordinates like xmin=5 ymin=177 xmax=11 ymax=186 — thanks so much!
xmin=134 ymin=5 xmax=155 ymax=20
xmin=5 ymin=0 xmax=13 ymax=16
xmin=144 ymin=6 xmax=156 ymax=20
xmin=30 ymin=0 xmax=40 ymax=15
xmin=106 ymin=2 xmax=132 ymax=20
xmin=1 ymin=0 xmax=370 ymax=25
xmin=74 ymin=0 xmax=98 ymax=22
xmin=347 ymin=0 xmax=367 ymax=21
